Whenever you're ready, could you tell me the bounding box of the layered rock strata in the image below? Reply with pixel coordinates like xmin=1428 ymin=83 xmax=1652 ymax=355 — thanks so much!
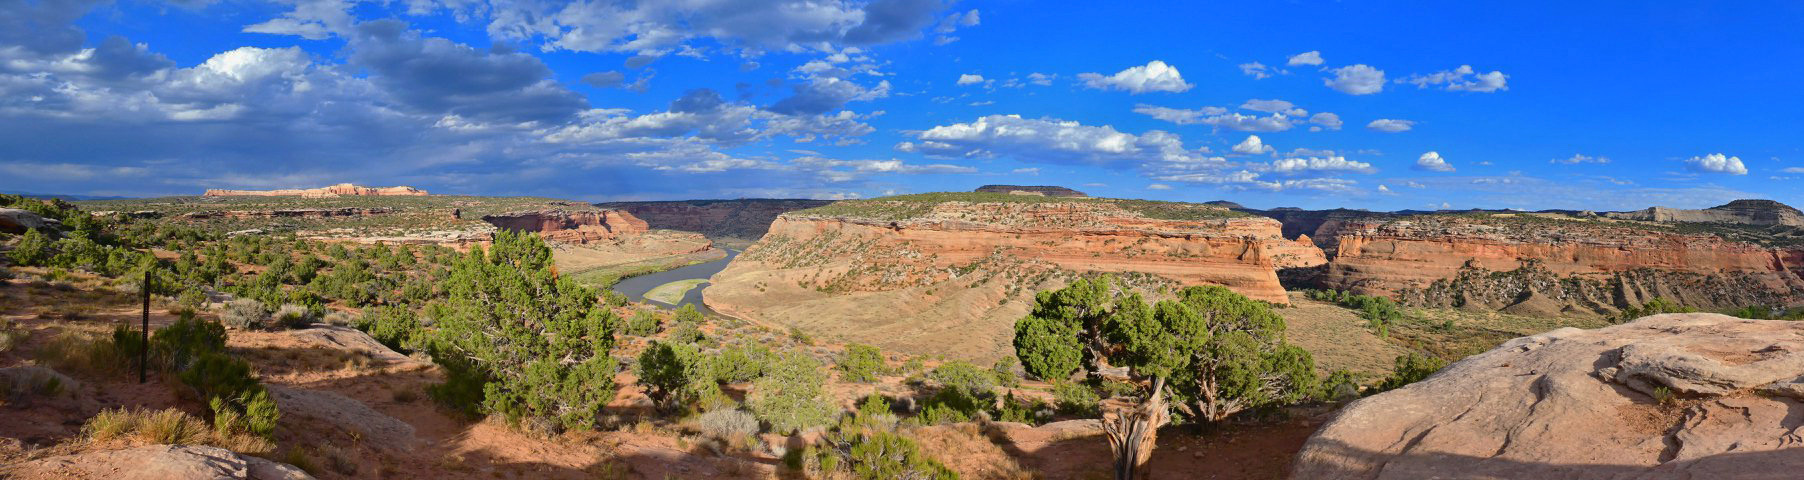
xmin=1295 ymin=313 xmax=1804 ymax=478
xmin=596 ymin=199 xmax=832 ymax=239
xmin=481 ymin=209 xmax=649 ymax=244
xmin=203 ymin=183 xmax=427 ymax=198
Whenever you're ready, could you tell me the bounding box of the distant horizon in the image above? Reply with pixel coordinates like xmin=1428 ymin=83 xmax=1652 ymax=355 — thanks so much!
xmin=1 ymin=2 xmax=1799 ymax=211
xmin=20 ymin=185 xmax=1798 ymax=215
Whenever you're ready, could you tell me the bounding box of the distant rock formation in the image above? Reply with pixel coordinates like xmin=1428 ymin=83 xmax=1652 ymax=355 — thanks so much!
xmin=973 ymin=185 xmax=1088 ymax=197
xmin=1295 ymin=313 xmax=1804 ymax=478
xmin=1605 ymin=199 xmax=1804 ymax=226
xmin=0 ymin=208 xmax=59 ymax=234
xmin=597 ymin=199 xmax=833 ymax=239
xmin=481 ymin=209 xmax=648 ymax=244
xmin=706 ymin=194 xmax=1316 ymax=362
xmin=203 ymin=183 xmax=428 ymax=198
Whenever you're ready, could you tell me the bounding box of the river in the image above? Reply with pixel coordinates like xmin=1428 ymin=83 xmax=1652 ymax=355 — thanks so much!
xmin=610 ymin=248 xmax=738 ymax=314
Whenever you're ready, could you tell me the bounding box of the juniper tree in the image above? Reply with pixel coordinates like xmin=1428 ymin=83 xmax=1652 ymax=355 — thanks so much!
xmin=427 ymin=230 xmax=621 ymax=431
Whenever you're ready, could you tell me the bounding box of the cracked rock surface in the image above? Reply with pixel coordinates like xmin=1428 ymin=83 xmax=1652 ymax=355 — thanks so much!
xmin=1292 ymin=313 xmax=1804 ymax=479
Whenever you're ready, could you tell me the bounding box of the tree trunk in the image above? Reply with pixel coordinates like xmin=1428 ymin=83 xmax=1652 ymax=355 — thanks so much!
xmin=1101 ymin=377 xmax=1170 ymax=480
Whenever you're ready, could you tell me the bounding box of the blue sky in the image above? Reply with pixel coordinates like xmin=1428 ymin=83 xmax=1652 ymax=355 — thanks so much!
xmin=1 ymin=0 xmax=1800 ymax=210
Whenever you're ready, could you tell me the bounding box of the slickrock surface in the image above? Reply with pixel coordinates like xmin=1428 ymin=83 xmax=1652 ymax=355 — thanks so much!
xmin=1294 ymin=313 xmax=1804 ymax=479
xmin=204 ymin=183 xmax=427 ymax=198
xmin=4 ymin=445 xmax=313 ymax=479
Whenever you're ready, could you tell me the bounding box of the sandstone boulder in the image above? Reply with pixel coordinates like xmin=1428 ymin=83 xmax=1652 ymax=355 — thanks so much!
xmin=0 ymin=208 xmax=58 ymax=234
xmin=1293 ymin=313 xmax=1804 ymax=479
xmin=267 ymin=385 xmax=417 ymax=450
xmin=4 ymin=445 xmax=313 ymax=479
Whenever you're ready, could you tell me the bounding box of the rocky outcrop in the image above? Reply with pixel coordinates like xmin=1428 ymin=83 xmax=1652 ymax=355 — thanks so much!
xmin=203 ymin=183 xmax=427 ymax=198
xmin=1294 ymin=313 xmax=1804 ymax=478
xmin=0 ymin=208 xmax=59 ymax=233
xmin=481 ymin=209 xmax=649 ymax=244
xmin=973 ymin=185 xmax=1089 ymax=197
xmin=706 ymin=197 xmax=1320 ymax=361
xmin=597 ymin=199 xmax=832 ymax=239
xmin=4 ymin=445 xmax=313 ymax=479
xmin=1607 ymin=199 xmax=1804 ymax=226
xmin=1318 ymin=214 xmax=1804 ymax=313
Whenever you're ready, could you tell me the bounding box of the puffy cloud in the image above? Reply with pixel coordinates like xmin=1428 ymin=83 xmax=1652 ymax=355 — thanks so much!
xmin=1366 ymin=118 xmax=1414 ymax=133
xmin=1398 ymin=65 xmax=1509 ymax=93
xmin=1132 ymin=104 xmax=1300 ymax=132
xmin=1551 ymin=154 xmax=1609 ymax=164
xmin=451 ymin=0 xmax=957 ymax=56
xmin=1377 ymin=184 xmax=1393 ymax=194
xmin=1685 ymin=153 xmax=1748 ymax=175
xmin=1415 ymin=151 xmax=1455 ymax=172
xmin=1287 ymin=50 xmax=1323 ymax=66
xmin=1308 ymin=112 xmax=1342 ymax=131
xmin=1078 ymin=60 xmax=1193 ymax=94
xmin=242 ymin=0 xmax=356 ymax=40
xmin=1231 ymin=135 xmax=1274 ymax=155
xmin=1239 ymin=62 xmax=1272 ymax=79
xmin=1239 ymin=99 xmax=1304 ymax=116
xmin=956 ymin=73 xmax=987 ymax=86
xmin=1026 ymin=72 xmax=1055 ymax=86
xmin=1268 ymin=156 xmax=1374 ymax=174
xmin=910 ymin=114 xmax=1208 ymax=167
xmin=1325 ymin=64 xmax=1384 ymax=95
xmin=768 ymin=76 xmax=890 ymax=115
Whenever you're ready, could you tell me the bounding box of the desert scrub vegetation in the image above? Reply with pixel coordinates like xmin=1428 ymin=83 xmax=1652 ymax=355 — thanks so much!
xmin=789 ymin=191 xmax=1248 ymax=225
xmin=1613 ymin=297 xmax=1696 ymax=323
xmin=750 ymin=351 xmax=836 ymax=434
xmin=80 ymin=406 xmax=275 ymax=454
xmin=797 ymin=394 xmax=957 ymax=480
xmin=1376 ymin=353 xmax=1447 ymax=393
xmin=1305 ymin=289 xmax=1408 ymax=337
xmin=836 ymin=343 xmax=887 ymax=382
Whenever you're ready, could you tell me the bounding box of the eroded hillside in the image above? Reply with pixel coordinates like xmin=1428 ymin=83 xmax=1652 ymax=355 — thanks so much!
xmin=706 ymin=193 xmax=1324 ymax=361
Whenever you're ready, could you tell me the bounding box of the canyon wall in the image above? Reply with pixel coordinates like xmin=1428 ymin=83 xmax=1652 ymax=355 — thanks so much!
xmin=1605 ymin=199 xmax=1804 ymax=226
xmin=481 ymin=209 xmax=649 ymax=244
xmin=203 ymin=183 xmax=428 ymax=198
xmin=705 ymin=198 xmax=1321 ymax=361
xmin=596 ymin=199 xmax=831 ymax=239
xmin=1318 ymin=215 xmax=1804 ymax=314
xmin=972 ymin=185 xmax=1089 ymax=197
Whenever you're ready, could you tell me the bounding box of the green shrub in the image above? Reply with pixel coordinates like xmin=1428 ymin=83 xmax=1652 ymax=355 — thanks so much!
xmin=626 ymin=310 xmax=661 ymax=336
xmin=836 ymin=344 xmax=886 ymax=383
xmin=709 ymin=343 xmax=773 ymax=383
xmin=220 ymin=299 xmax=267 ymax=330
xmin=271 ymin=304 xmax=315 ymax=330
xmin=841 ymin=431 xmax=957 ymax=480
xmin=1050 ymin=380 xmax=1100 ymax=417
xmin=356 ymin=306 xmax=420 ymax=352
xmin=1319 ymin=369 xmax=1361 ymax=400
xmin=151 ymin=313 xmax=227 ymax=372
xmin=1377 ymin=353 xmax=1447 ymax=392
xmin=635 ymin=341 xmax=708 ymax=409
xmin=1614 ymin=297 xmax=1696 ymax=323
xmin=750 ymin=352 xmax=835 ymax=434
xmin=9 ymin=228 xmax=53 ymax=266
xmin=697 ymin=408 xmax=760 ymax=439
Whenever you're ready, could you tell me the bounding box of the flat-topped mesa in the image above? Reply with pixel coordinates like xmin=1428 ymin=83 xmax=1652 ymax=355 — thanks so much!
xmin=972 ymin=185 xmax=1089 ymax=197
xmin=203 ymin=183 xmax=429 ymax=198
xmin=480 ymin=209 xmax=649 ymax=244
xmin=1605 ymin=199 xmax=1804 ymax=226
xmin=704 ymin=193 xmax=1326 ymax=362
xmin=1319 ymin=213 xmax=1804 ymax=314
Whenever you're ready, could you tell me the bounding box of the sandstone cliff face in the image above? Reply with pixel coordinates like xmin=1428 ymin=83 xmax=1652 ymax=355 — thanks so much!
xmin=178 ymin=207 xmax=395 ymax=220
xmin=972 ymin=185 xmax=1088 ymax=197
xmin=481 ymin=209 xmax=649 ymax=244
xmin=1294 ymin=313 xmax=1804 ymax=479
xmin=705 ymin=198 xmax=1320 ymax=361
xmin=596 ymin=199 xmax=831 ymax=239
xmin=204 ymin=183 xmax=428 ymax=198
xmin=1318 ymin=215 xmax=1804 ymax=313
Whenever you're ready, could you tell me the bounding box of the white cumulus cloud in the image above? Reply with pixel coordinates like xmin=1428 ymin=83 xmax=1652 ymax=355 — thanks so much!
xmin=1415 ymin=151 xmax=1455 ymax=172
xmin=1551 ymin=154 xmax=1609 ymax=164
xmin=1325 ymin=64 xmax=1384 ymax=95
xmin=1079 ymin=60 xmax=1193 ymax=94
xmin=956 ymin=73 xmax=987 ymax=86
xmin=1366 ymin=118 xmax=1414 ymax=133
xmin=1685 ymin=153 xmax=1748 ymax=175
xmin=1398 ymin=65 xmax=1509 ymax=93
xmin=1232 ymin=135 xmax=1274 ymax=155
xmin=1287 ymin=50 xmax=1323 ymax=66
xmin=1308 ymin=112 xmax=1342 ymax=131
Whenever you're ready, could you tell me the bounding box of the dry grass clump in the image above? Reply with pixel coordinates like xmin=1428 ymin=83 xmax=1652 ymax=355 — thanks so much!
xmin=80 ymin=407 xmax=275 ymax=454
xmin=34 ymin=330 xmax=130 ymax=377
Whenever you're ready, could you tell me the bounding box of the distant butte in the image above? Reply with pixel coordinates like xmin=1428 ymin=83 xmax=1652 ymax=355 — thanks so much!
xmin=203 ymin=183 xmax=428 ymax=198
xmin=972 ymin=185 xmax=1088 ymax=197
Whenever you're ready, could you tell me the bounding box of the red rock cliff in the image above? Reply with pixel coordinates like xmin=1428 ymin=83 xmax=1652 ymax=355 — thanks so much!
xmin=597 ymin=199 xmax=832 ymax=239
xmin=481 ymin=209 xmax=649 ymax=244
xmin=1320 ymin=214 xmax=1804 ymax=312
